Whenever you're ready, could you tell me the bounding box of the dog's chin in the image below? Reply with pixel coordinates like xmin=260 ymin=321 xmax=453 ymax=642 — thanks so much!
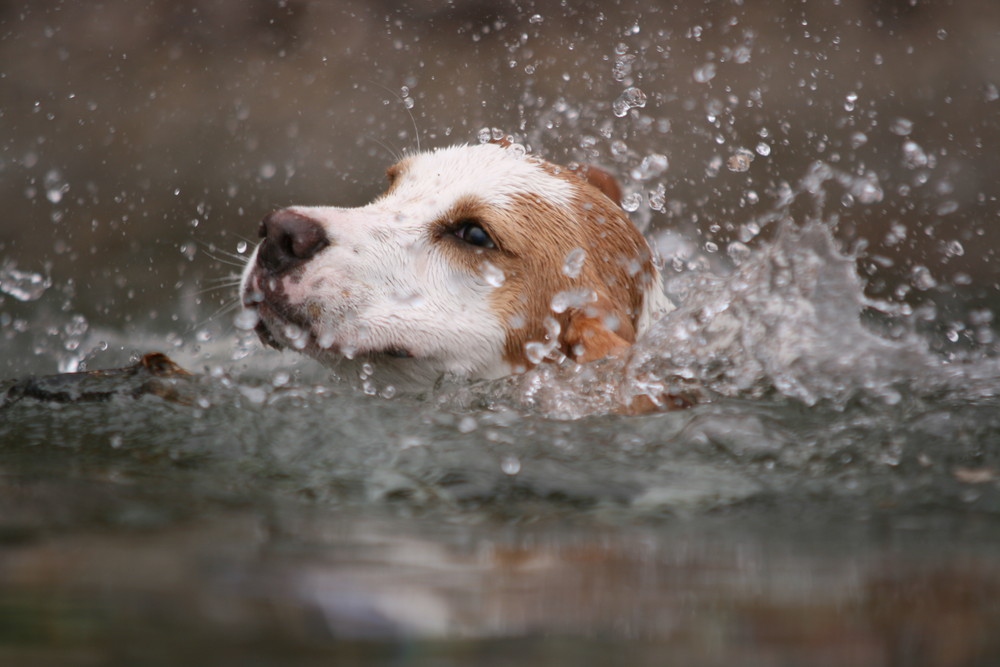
xmin=253 ymin=310 xmax=415 ymax=363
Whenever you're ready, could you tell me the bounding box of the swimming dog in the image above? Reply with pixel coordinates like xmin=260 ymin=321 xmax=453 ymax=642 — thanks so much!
xmin=240 ymin=140 xmax=674 ymax=390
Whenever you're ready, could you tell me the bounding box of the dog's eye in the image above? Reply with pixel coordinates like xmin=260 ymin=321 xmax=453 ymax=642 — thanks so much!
xmin=453 ymin=219 xmax=496 ymax=249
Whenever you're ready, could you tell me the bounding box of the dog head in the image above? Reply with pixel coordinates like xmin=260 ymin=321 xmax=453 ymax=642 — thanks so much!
xmin=240 ymin=142 xmax=672 ymax=380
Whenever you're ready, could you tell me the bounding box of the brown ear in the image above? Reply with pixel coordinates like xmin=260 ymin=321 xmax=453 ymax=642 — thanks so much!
xmin=569 ymin=164 xmax=623 ymax=206
xmin=560 ymin=294 xmax=634 ymax=364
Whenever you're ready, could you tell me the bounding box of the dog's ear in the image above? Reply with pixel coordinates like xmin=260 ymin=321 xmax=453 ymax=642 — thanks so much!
xmin=569 ymin=164 xmax=623 ymax=207
xmin=559 ymin=294 xmax=634 ymax=364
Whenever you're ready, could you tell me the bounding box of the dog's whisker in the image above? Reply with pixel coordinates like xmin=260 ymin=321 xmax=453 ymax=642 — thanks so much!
xmin=367 ymin=79 xmax=422 ymax=154
xmin=186 ymin=298 xmax=243 ymax=334
xmin=193 ymin=283 xmax=241 ymax=298
xmin=365 ymin=133 xmax=402 ymax=163
xmin=196 ymin=239 xmax=255 ymax=264
xmin=203 ymin=273 xmax=242 ymax=285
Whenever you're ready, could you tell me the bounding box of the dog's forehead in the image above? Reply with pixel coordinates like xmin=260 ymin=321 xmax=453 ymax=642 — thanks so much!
xmin=389 ymin=143 xmax=576 ymax=210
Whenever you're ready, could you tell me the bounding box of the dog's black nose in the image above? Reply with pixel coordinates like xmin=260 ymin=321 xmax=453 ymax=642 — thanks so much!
xmin=256 ymin=210 xmax=329 ymax=275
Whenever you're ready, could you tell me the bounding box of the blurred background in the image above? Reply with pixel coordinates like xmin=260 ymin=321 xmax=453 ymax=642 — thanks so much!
xmin=1 ymin=0 xmax=999 ymax=374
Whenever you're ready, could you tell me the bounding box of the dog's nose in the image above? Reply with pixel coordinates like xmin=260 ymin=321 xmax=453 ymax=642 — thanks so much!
xmin=256 ymin=210 xmax=329 ymax=275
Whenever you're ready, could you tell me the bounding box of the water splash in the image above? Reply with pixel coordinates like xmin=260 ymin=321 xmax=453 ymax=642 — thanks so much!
xmin=612 ymin=87 xmax=647 ymax=117
xmin=628 ymin=223 xmax=934 ymax=407
xmin=0 ymin=261 xmax=51 ymax=302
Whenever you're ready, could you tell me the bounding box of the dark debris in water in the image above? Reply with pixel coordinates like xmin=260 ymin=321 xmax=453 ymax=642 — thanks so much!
xmin=1 ymin=352 xmax=195 ymax=408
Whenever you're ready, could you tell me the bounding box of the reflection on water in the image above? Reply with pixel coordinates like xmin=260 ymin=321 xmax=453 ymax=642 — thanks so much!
xmin=2 ymin=492 xmax=1000 ymax=666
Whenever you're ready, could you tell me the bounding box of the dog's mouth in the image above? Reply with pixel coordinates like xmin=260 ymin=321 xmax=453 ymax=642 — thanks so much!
xmin=242 ymin=275 xmax=414 ymax=360
xmin=253 ymin=317 xmax=281 ymax=350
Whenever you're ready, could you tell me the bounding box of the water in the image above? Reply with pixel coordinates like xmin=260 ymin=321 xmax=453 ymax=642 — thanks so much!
xmin=4 ymin=218 xmax=999 ymax=518
xmin=7 ymin=199 xmax=1000 ymax=663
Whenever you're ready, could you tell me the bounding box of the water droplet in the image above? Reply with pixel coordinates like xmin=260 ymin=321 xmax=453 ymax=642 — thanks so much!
xmin=739 ymin=222 xmax=761 ymax=243
xmin=727 ymin=241 xmax=751 ymax=265
xmin=732 ymin=45 xmax=751 ymax=64
xmin=727 ymin=148 xmax=755 ymax=172
xmin=902 ymin=140 xmax=928 ymax=168
xmin=501 ymin=456 xmax=521 ymax=475
xmin=282 ymin=323 xmax=307 ymax=349
xmin=234 ymin=309 xmax=260 ymax=331
xmin=693 ymin=62 xmax=717 ymax=83
xmin=612 ymin=87 xmax=647 ymax=117
xmin=63 ymin=314 xmax=88 ymax=337
xmin=399 ymin=435 xmax=424 ymax=449
xmin=390 ymin=290 xmax=425 ymax=308
xmin=507 ymin=142 xmax=527 ymax=158
xmin=524 ymin=341 xmax=548 ymax=365
xmin=854 ymin=178 xmax=883 ymax=204
xmin=755 ymin=142 xmax=771 ymax=156
xmin=944 ymin=239 xmax=965 ymax=257
xmin=612 ymin=52 xmax=637 ymax=82
xmin=550 ymin=287 xmax=596 ymax=314
xmin=985 ymin=83 xmax=1000 ymax=102
xmin=936 ymin=200 xmax=959 ymax=216
xmin=457 ymin=416 xmax=478 ymax=433
xmin=621 ymin=192 xmax=642 ymax=212
xmin=236 ymin=241 xmax=248 ymax=254
xmin=648 ymin=182 xmax=666 ymax=212
xmin=629 ymin=153 xmax=669 ymax=181
xmin=562 ymin=247 xmax=586 ymax=278
xmin=481 ymin=261 xmax=505 ymax=287
xmin=258 ymin=162 xmax=277 ymax=179
xmin=912 ymin=265 xmax=937 ymax=291
xmin=44 ymin=169 xmax=68 ymax=203
xmin=890 ymin=118 xmax=913 ymax=136
xmin=317 ymin=330 xmax=337 ymax=349
xmin=0 ymin=262 xmax=51 ymax=301
xmin=528 ymin=13 xmax=543 ymax=24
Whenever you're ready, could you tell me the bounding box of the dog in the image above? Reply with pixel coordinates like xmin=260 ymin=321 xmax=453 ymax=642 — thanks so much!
xmin=240 ymin=139 xmax=675 ymax=392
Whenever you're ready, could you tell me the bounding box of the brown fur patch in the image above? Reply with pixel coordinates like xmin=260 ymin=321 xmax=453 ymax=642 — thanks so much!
xmin=460 ymin=172 xmax=656 ymax=370
xmin=379 ymin=158 xmax=412 ymax=199
xmin=393 ymin=149 xmax=657 ymax=372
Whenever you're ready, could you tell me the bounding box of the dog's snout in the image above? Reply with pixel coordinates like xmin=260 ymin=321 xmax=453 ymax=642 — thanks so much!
xmin=256 ymin=210 xmax=329 ymax=275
